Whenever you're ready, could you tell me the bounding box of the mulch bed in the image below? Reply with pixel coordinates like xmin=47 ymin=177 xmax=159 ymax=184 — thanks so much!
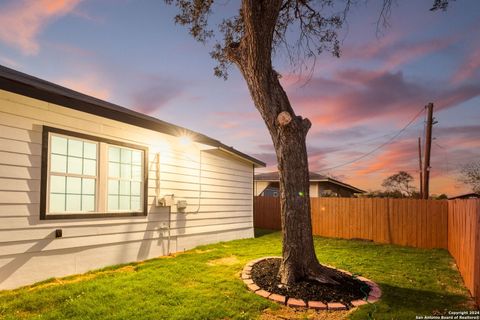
xmin=251 ymin=258 xmax=370 ymax=307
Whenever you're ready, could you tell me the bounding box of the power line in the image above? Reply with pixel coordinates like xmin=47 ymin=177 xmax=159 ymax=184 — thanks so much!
xmin=318 ymin=107 xmax=426 ymax=173
xmin=336 ymin=121 xmax=425 ymax=149
xmin=433 ymin=141 xmax=458 ymax=178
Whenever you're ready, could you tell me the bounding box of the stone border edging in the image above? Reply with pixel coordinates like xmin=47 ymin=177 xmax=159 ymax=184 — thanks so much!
xmin=241 ymin=257 xmax=382 ymax=311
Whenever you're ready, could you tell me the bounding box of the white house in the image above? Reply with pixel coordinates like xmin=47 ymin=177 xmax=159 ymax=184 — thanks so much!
xmin=255 ymin=172 xmax=365 ymax=198
xmin=0 ymin=65 xmax=264 ymax=290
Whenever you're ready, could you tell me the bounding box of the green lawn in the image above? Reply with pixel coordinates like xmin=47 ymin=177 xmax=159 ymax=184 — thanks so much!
xmin=0 ymin=230 xmax=475 ymax=320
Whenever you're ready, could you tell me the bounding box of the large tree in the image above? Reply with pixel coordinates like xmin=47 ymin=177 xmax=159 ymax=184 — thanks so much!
xmin=382 ymin=171 xmax=416 ymax=197
xmin=164 ymin=0 xmax=453 ymax=285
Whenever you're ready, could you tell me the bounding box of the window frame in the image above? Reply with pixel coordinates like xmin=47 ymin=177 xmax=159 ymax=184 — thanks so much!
xmin=48 ymin=134 xmax=99 ymax=214
xmin=106 ymin=145 xmax=145 ymax=213
xmin=40 ymin=126 xmax=149 ymax=220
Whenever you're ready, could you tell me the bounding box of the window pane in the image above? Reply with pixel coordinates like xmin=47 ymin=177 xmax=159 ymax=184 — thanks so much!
xmin=109 ymin=147 xmax=120 ymax=162
xmin=120 ymin=164 xmax=131 ymax=179
xmin=108 ymin=180 xmax=119 ymax=195
xmin=67 ymin=157 xmax=82 ymax=174
xmin=68 ymin=139 xmax=83 ymax=157
xmin=131 ymin=182 xmax=141 ymax=196
xmin=66 ymin=177 xmax=82 ymax=194
xmin=131 ymin=196 xmax=141 ymax=211
xmin=121 ymin=149 xmax=132 ymax=164
xmin=51 ymin=136 xmax=67 ymax=155
xmin=119 ymin=196 xmax=130 ymax=210
xmin=119 ymin=181 xmax=131 ymax=195
xmin=82 ymin=178 xmax=96 ymax=195
xmin=50 ymin=193 xmax=65 ymax=212
xmin=132 ymin=151 xmax=142 ymax=165
xmin=83 ymin=142 xmax=97 ymax=159
xmin=82 ymin=195 xmax=95 ymax=212
xmin=108 ymin=195 xmax=119 ymax=210
xmin=51 ymin=154 xmax=67 ymax=173
xmin=83 ymin=159 xmax=96 ymax=176
xmin=66 ymin=194 xmax=81 ymax=211
xmin=50 ymin=176 xmax=66 ymax=193
xmin=132 ymin=165 xmax=142 ymax=180
xmin=109 ymin=162 xmax=120 ymax=178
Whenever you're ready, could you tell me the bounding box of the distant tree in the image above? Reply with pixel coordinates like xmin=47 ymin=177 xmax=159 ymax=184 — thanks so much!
xmin=459 ymin=161 xmax=480 ymax=193
xmin=410 ymin=190 xmax=421 ymax=199
xmin=319 ymin=191 xmax=338 ymax=198
xmin=363 ymin=190 xmax=406 ymax=198
xmin=381 ymin=171 xmax=416 ymax=197
xmin=164 ymin=0 xmax=455 ymax=286
xmin=435 ymin=194 xmax=448 ymax=200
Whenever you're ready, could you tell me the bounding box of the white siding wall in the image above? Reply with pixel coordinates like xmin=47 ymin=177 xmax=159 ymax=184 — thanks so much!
xmin=254 ymin=181 xmax=269 ymax=196
xmin=0 ymin=89 xmax=254 ymax=290
xmin=309 ymin=183 xmax=319 ymax=197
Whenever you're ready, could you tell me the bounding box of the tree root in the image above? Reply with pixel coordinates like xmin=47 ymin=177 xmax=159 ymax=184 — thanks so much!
xmin=306 ymin=264 xmax=340 ymax=285
xmin=279 ymin=257 xmax=342 ymax=286
xmin=306 ymin=272 xmax=340 ymax=285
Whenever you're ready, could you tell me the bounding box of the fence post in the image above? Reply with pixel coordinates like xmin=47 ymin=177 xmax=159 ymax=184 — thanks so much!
xmin=474 ymin=200 xmax=480 ymax=307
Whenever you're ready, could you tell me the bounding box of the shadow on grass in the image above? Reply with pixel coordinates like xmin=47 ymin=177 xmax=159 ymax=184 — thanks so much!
xmin=352 ymin=283 xmax=474 ymax=319
xmin=254 ymin=228 xmax=279 ymax=238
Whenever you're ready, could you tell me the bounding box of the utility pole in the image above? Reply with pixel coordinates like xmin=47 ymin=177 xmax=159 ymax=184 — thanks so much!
xmin=423 ymin=103 xmax=434 ymax=199
xmin=418 ymin=137 xmax=423 ymax=199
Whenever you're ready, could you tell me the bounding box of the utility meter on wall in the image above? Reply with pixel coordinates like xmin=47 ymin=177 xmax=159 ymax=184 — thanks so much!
xmin=176 ymin=200 xmax=188 ymax=211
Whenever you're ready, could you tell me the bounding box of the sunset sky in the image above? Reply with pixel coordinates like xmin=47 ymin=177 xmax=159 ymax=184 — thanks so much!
xmin=0 ymin=0 xmax=479 ymax=196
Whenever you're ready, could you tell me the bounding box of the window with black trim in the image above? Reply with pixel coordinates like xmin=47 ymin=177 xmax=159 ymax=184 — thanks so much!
xmin=41 ymin=126 xmax=148 ymax=219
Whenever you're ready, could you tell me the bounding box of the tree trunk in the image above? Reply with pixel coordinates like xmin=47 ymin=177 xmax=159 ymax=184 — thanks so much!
xmin=226 ymin=0 xmax=339 ymax=286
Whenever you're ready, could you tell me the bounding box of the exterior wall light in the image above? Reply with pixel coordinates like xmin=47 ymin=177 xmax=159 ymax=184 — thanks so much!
xmin=179 ymin=135 xmax=191 ymax=146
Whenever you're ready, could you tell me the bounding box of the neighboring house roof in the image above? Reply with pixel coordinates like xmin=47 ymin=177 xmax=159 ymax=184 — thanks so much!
xmin=448 ymin=193 xmax=480 ymax=200
xmin=255 ymin=171 xmax=366 ymax=193
xmin=0 ymin=65 xmax=265 ymax=168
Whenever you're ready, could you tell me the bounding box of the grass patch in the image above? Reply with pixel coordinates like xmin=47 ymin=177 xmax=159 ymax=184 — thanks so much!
xmin=0 ymin=230 xmax=475 ymax=319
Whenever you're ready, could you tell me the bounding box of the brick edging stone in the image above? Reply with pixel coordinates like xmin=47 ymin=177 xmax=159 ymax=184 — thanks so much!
xmin=241 ymin=257 xmax=382 ymax=311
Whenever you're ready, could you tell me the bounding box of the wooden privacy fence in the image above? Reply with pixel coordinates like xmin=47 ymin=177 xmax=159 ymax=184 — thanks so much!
xmin=448 ymin=199 xmax=480 ymax=307
xmin=311 ymin=198 xmax=448 ymax=249
xmin=253 ymin=196 xmax=480 ymax=306
xmin=253 ymin=196 xmax=281 ymax=230
xmin=254 ymin=197 xmax=448 ymax=248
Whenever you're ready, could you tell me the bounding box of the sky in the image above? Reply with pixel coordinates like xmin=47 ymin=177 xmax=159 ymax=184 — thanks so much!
xmin=0 ymin=0 xmax=479 ymax=196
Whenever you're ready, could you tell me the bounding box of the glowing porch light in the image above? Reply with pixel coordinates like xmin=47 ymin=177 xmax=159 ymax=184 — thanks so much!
xmin=178 ymin=134 xmax=192 ymax=146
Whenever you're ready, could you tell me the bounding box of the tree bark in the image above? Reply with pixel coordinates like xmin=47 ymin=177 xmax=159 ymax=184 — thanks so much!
xmin=228 ymin=0 xmax=339 ymax=285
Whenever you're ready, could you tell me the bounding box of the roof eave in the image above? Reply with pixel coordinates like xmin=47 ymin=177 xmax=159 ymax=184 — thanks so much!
xmin=254 ymin=177 xmax=366 ymax=193
xmin=0 ymin=65 xmax=265 ymax=167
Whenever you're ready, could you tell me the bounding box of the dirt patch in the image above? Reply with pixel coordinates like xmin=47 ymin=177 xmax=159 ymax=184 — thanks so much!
xmin=260 ymin=307 xmax=350 ymax=320
xmin=207 ymin=256 xmax=239 ymax=266
xmin=28 ymin=265 xmax=136 ymax=291
xmin=251 ymin=258 xmax=369 ymax=307
xmin=195 ymin=249 xmax=215 ymax=254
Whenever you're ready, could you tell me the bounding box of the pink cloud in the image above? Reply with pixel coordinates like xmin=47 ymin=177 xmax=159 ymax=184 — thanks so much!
xmin=50 ymin=43 xmax=95 ymax=57
xmin=131 ymin=81 xmax=184 ymax=115
xmin=0 ymin=0 xmax=82 ymax=55
xmin=213 ymin=111 xmax=259 ymax=120
xmin=230 ymin=129 xmax=257 ymax=139
xmin=286 ymin=69 xmax=480 ymax=130
xmin=208 ymin=111 xmax=262 ymax=135
xmin=342 ymin=33 xmax=402 ymax=61
xmin=218 ymin=122 xmax=238 ymax=129
xmin=380 ymin=37 xmax=456 ymax=71
xmin=351 ymin=140 xmax=416 ymax=176
xmin=451 ymin=48 xmax=480 ymax=84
